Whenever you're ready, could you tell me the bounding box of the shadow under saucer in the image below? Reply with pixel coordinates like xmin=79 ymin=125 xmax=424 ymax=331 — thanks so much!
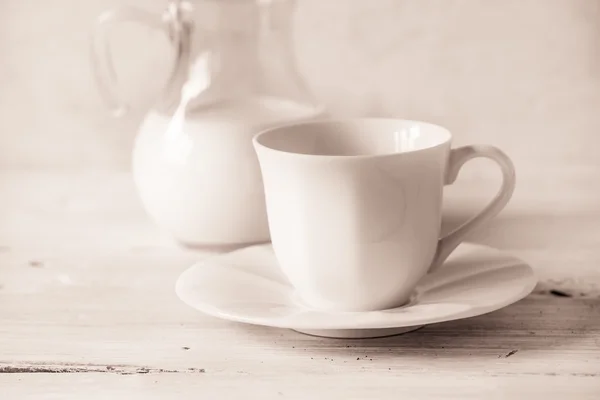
xmin=294 ymin=325 xmax=425 ymax=339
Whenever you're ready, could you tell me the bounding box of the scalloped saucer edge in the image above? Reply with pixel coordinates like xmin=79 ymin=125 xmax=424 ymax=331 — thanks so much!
xmin=175 ymin=243 xmax=537 ymax=339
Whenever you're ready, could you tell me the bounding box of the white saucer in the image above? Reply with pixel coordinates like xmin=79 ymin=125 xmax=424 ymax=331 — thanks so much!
xmin=175 ymin=243 xmax=537 ymax=339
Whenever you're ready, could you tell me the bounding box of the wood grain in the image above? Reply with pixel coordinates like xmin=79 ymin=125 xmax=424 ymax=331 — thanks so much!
xmin=0 ymin=171 xmax=599 ymax=398
xmin=1 ymin=374 xmax=600 ymax=400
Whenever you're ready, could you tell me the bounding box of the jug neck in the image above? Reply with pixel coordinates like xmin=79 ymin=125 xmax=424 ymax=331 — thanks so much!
xmin=155 ymin=0 xmax=318 ymax=115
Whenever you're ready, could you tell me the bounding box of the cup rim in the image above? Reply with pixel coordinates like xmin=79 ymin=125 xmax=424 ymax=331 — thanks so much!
xmin=253 ymin=118 xmax=452 ymax=159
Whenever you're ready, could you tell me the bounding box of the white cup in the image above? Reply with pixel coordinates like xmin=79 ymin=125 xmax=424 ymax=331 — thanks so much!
xmin=253 ymin=119 xmax=515 ymax=312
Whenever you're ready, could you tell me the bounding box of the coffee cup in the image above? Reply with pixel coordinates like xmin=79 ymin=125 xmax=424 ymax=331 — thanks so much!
xmin=253 ymin=119 xmax=515 ymax=312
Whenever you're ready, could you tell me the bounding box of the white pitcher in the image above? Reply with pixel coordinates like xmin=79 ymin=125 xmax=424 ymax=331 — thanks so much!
xmin=91 ymin=0 xmax=324 ymax=247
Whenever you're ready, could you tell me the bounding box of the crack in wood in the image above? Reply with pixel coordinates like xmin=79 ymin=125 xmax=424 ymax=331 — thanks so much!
xmin=533 ymin=281 xmax=600 ymax=299
xmin=489 ymin=371 xmax=600 ymax=378
xmin=1 ymin=365 xmax=597 ymax=378
xmin=503 ymin=349 xmax=518 ymax=358
xmin=0 ymin=364 xmax=205 ymax=375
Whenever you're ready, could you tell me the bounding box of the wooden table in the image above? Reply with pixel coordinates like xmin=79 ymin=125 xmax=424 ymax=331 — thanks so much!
xmin=1 ymin=170 xmax=599 ymax=399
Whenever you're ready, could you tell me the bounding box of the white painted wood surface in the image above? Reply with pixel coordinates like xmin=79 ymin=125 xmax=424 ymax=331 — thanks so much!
xmin=0 ymin=170 xmax=599 ymax=399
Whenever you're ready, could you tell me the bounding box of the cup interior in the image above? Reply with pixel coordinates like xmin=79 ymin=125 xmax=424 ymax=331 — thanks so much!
xmin=254 ymin=119 xmax=451 ymax=157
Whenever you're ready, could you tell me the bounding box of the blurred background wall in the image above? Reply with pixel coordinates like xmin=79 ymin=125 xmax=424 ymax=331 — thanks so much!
xmin=1 ymin=0 xmax=599 ymax=174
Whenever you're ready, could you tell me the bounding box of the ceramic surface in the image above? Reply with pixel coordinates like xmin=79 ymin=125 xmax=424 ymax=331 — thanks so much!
xmin=175 ymin=242 xmax=537 ymax=339
xmin=253 ymin=119 xmax=516 ymax=312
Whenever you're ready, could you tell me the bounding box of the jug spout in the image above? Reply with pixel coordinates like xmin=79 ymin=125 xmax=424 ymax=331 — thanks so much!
xmin=92 ymin=0 xmax=322 ymax=118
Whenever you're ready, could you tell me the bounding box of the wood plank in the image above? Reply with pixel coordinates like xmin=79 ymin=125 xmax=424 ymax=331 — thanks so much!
xmin=1 ymin=249 xmax=599 ymax=375
xmin=1 ymin=374 xmax=600 ymax=400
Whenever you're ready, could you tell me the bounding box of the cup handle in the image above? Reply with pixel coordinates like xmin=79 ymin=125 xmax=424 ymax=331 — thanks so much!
xmin=90 ymin=1 xmax=188 ymax=116
xmin=429 ymin=145 xmax=516 ymax=273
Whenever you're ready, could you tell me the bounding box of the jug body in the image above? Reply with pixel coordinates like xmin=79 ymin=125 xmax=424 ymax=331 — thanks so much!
xmin=92 ymin=0 xmax=324 ymax=246
xmin=133 ymin=97 xmax=321 ymax=246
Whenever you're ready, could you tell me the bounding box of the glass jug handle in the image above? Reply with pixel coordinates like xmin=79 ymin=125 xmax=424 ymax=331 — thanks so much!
xmin=91 ymin=1 xmax=187 ymax=117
